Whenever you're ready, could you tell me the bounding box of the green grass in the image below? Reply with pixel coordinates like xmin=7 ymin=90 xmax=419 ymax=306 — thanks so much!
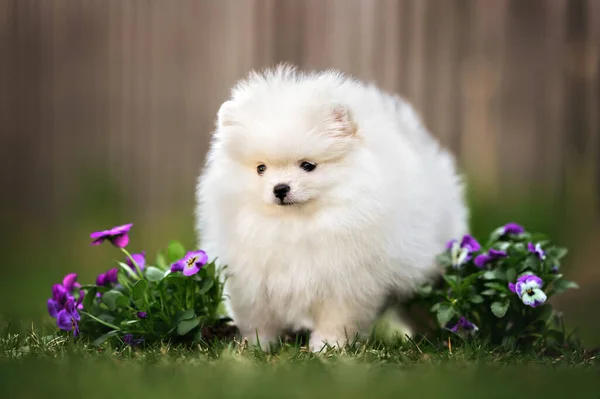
xmin=1 ymin=326 xmax=599 ymax=398
xmin=2 ymin=180 xmax=600 ymax=397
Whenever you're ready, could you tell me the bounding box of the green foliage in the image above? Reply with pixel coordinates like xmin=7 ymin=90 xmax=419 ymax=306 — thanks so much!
xmin=407 ymin=224 xmax=580 ymax=350
xmin=76 ymin=241 xmax=225 ymax=347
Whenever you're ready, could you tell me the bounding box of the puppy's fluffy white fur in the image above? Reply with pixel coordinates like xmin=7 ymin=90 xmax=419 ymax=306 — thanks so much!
xmin=195 ymin=64 xmax=469 ymax=351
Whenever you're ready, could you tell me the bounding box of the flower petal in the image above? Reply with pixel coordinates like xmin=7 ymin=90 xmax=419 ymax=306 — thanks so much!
xmin=531 ymin=289 xmax=547 ymax=306
xmin=508 ymin=282 xmax=516 ymax=293
xmin=47 ymin=299 xmax=60 ymax=318
xmin=90 ymin=224 xmax=133 ymax=246
xmin=126 ymin=252 xmax=146 ymax=272
xmin=460 ymin=235 xmax=481 ymax=252
xmin=56 ymin=310 xmax=73 ymax=331
xmin=105 ymin=268 xmax=119 ymax=284
xmin=110 ymin=233 xmax=130 ymax=248
xmin=90 ymin=229 xmax=110 ymax=239
xmin=170 ymin=262 xmax=184 ymax=272
xmin=62 ymin=273 xmax=78 ymax=292
xmin=183 ymin=265 xmax=200 ymax=276
xmin=107 ymin=223 xmax=133 ymax=235
xmin=455 ymin=248 xmax=470 ymax=267
xmin=96 ymin=273 xmax=107 ymax=286
xmin=474 ymin=254 xmax=490 ymax=268
xmin=503 ymin=223 xmax=524 ymax=235
xmin=523 ymin=275 xmax=543 ymax=289
xmin=521 ymin=294 xmax=536 ymax=307
xmin=488 ymin=249 xmax=507 ymax=258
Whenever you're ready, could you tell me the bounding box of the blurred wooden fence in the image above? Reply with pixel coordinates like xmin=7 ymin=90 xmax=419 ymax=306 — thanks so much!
xmin=1 ymin=0 xmax=599 ymax=222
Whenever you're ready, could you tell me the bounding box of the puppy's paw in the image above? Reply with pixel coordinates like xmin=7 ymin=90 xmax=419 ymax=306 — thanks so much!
xmin=308 ymin=332 xmax=345 ymax=353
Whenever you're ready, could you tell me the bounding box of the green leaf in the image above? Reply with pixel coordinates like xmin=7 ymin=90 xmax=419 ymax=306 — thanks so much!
xmin=510 ymin=243 xmax=526 ymax=255
xmin=167 ymin=241 xmax=186 ymax=263
xmin=116 ymin=295 xmax=130 ymax=309
xmin=552 ymin=247 xmax=568 ymax=260
xmin=458 ymin=272 xmax=481 ymax=294
xmin=470 ymin=295 xmax=484 ymax=304
xmin=117 ymin=261 xmax=140 ymax=280
xmin=97 ymin=313 xmax=117 ymax=325
xmin=179 ymin=309 xmax=196 ymax=321
xmin=177 ymin=318 xmax=200 ymax=335
xmin=436 ymin=253 xmax=452 ymax=267
xmin=204 ymin=260 xmax=216 ymax=278
xmin=81 ymin=311 xmax=120 ymax=331
xmin=117 ymin=272 xmax=131 ymax=289
xmin=102 ymin=290 xmax=126 ymax=311
xmin=505 ymin=268 xmax=516 ymax=285
xmin=145 ymin=266 xmax=165 ymax=282
xmin=442 ymin=274 xmax=459 ymax=289
xmin=417 ymin=284 xmax=432 ymax=296
xmin=484 ymin=282 xmax=509 ymax=292
xmin=552 ymin=279 xmax=579 ymax=294
xmin=480 ymin=289 xmax=496 ymax=296
xmin=198 ymin=277 xmax=215 ymax=295
xmin=91 ymin=330 xmax=120 ymax=347
xmin=436 ymin=304 xmax=455 ymax=326
xmin=132 ymin=280 xmax=148 ymax=301
xmin=156 ymin=251 xmax=168 ymax=270
xmin=482 ymin=271 xmax=497 ymax=280
xmin=535 ymin=304 xmax=554 ymax=323
xmin=519 ymin=257 xmax=538 ymax=273
xmin=430 ymin=303 xmax=441 ymax=312
xmin=491 ymin=301 xmax=509 ymax=318
xmin=83 ymin=287 xmax=97 ymax=311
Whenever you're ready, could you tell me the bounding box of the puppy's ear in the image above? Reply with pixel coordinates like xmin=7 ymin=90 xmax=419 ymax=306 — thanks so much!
xmin=217 ymin=100 xmax=237 ymax=129
xmin=323 ymin=104 xmax=357 ymax=138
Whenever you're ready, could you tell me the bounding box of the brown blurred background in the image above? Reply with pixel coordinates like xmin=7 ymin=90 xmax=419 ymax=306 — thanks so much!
xmin=1 ymin=0 xmax=599 ymax=345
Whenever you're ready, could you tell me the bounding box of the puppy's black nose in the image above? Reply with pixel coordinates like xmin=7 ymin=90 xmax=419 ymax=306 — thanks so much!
xmin=273 ymin=183 xmax=290 ymax=200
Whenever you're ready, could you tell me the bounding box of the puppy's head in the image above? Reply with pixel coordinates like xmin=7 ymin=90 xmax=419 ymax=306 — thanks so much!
xmin=214 ymin=89 xmax=360 ymax=210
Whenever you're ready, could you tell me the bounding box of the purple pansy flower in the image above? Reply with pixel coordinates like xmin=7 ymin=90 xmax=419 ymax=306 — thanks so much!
xmin=171 ymin=250 xmax=208 ymax=276
xmin=123 ymin=334 xmax=144 ymax=346
xmin=47 ymin=298 xmax=62 ymax=318
xmin=105 ymin=268 xmax=118 ymax=283
xmin=137 ymin=311 xmax=147 ymax=319
xmin=170 ymin=262 xmax=184 ymax=273
xmin=96 ymin=273 xmax=107 ymax=286
xmin=56 ymin=297 xmax=81 ymax=336
xmin=62 ymin=273 xmax=80 ymax=292
xmin=90 ymin=223 xmax=133 ymax=248
xmin=449 ymin=316 xmax=479 ymax=337
xmin=446 ymin=234 xmax=481 ymax=268
xmin=474 ymin=248 xmax=508 ymax=268
xmin=527 ymin=242 xmax=546 ymax=260
xmin=508 ymin=274 xmax=547 ymax=308
xmin=96 ymin=268 xmax=119 ymax=287
xmin=47 ymin=274 xmax=84 ymax=319
xmin=501 ymin=222 xmax=525 ymax=236
xmin=126 ymin=252 xmax=146 ymax=273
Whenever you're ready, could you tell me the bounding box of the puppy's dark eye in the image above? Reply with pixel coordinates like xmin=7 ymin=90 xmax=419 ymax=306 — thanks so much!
xmin=257 ymin=164 xmax=267 ymax=175
xmin=300 ymin=161 xmax=317 ymax=172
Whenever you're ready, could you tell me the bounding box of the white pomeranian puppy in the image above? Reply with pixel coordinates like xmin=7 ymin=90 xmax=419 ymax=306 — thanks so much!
xmin=195 ymin=64 xmax=469 ymax=352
